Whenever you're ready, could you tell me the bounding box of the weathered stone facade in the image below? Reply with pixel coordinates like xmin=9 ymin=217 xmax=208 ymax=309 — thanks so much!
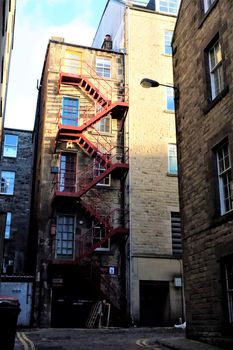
xmin=0 ymin=128 xmax=33 ymax=274
xmin=33 ymin=39 xmax=129 ymax=327
xmin=173 ymin=0 xmax=233 ymax=348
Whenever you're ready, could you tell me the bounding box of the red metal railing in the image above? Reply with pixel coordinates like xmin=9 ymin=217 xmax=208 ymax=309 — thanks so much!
xmin=59 ymin=57 xmax=129 ymax=103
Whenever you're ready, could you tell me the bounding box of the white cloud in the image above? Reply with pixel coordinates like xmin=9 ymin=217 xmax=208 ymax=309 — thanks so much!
xmin=5 ymin=10 xmax=96 ymax=130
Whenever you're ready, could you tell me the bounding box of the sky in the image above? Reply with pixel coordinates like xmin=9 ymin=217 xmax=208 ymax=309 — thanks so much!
xmin=5 ymin=0 xmax=108 ymax=131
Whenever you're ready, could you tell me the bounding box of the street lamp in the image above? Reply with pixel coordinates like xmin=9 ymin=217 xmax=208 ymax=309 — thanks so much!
xmin=140 ymin=78 xmax=179 ymax=100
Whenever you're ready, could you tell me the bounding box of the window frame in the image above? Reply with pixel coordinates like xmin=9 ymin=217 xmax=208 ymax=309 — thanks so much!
xmin=203 ymin=0 xmax=215 ymax=13
xmin=3 ymin=134 xmax=18 ymax=158
xmin=168 ymin=143 xmax=178 ymax=175
xmin=4 ymin=212 xmax=12 ymax=239
xmin=95 ymin=115 xmax=111 ymax=134
xmin=61 ymin=96 xmax=79 ymax=126
xmin=0 ymin=171 xmax=15 ymax=195
xmin=55 ymin=215 xmax=75 ymax=259
xmin=157 ymin=0 xmax=180 ymax=15
xmin=164 ymin=30 xmax=173 ymax=55
xmin=94 ymin=156 xmax=111 ymax=187
xmin=215 ymin=141 xmax=233 ymax=215
xmin=206 ymin=37 xmax=224 ymax=101
xmin=166 ymin=86 xmax=175 ymax=112
xmin=221 ymin=255 xmax=233 ymax=330
xmin=92 ymin=223 xmax=110 ymax=251
xmin=96 ymin=57 xmax=111 ymax=79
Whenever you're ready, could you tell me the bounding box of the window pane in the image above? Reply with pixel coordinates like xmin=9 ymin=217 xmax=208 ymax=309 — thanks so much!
xmin=166 ymin=87 xmax=175 ymax=111
xmin=4 ymin=212 xmax=11 ymax=239
xmin=3 ymin=134 xmax=18 ymax=157
xmin=164 ymin=31 xmax=173 ymax=55
xmin=0 ymin=171 xmax=15 ymax=195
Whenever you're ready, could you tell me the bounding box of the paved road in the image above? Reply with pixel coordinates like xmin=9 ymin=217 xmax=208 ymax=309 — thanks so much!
xmin=16 ymin=327 xmax=183 ymax=350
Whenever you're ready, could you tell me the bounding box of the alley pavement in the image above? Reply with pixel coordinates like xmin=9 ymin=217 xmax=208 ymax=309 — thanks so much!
xmin=14 ymin=327 xmax=225 ymax=350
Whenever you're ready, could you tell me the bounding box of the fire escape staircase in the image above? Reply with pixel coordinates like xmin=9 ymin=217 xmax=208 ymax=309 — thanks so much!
xmin=57 ymin=101 xmax=128 ymax=136
xmin=59 ymin=73 xmax=111 ymax=108
xmin=53 ymin=61 xmax=129 ymax=316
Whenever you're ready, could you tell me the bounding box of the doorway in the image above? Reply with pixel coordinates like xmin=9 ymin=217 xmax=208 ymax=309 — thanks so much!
xmin=139 ymin=280 xmax=170 ymax=326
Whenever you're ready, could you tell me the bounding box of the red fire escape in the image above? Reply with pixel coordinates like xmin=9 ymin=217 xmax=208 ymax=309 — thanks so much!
xmin=52 ymin=57 xmax=129 ymax=264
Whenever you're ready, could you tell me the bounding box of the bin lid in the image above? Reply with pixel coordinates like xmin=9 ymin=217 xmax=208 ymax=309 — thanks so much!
xmin=0 ymin=297 xmax=20 ymax=306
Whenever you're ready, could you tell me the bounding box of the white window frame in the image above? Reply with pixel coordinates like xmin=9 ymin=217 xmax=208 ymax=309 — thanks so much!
xmin=208 ymin=39 xmax=224 ymax=100
xmin=92 ymin=224 xmax=110 ymax=251
xmin=3 ymin=134 xmax=18 ymax=157
xmin=96 ymin=57 xmax=111 ymax=78
xmin=166 ymin=87 xmax=175 ymax=111
xmin=223 ymin=257 xmax=233 ymax=325
xmin=55 ymin=215 xmax=75 ymax=258
xmin=168 ymin=144 xmax=178 ymax=175
xmin=94 ymin=157 xmax=111 ymax=187
xmin=95 ymin=115 xmax=111 ymax=134
xmin=4 ymin=212 xmax=12 ymax=239
xmin=0 ymin=171 xmax=15 ymax=195
xmin=203 ymin=0 xmax=215 ymax=13
xmin=157 ymin=0 xmax=180 ymax=15
xmin=164 ymin=30 xmax=173 ymax=55
xmin=216 ymin=142 xmax=233 ymax=215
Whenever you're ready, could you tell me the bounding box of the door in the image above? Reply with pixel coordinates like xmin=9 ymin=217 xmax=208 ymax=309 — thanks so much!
xmin=0 ymin=282 xmax=33 ymax=326
xmin=140 ymin=280 xmax=170 ymax=326
xmin=62 ymin=97 xmax=79 ymax=126
xmin=59 ymin=153 xmax=77 ymax=192
xmin=63 ymin=50 xmax=82 ymax=75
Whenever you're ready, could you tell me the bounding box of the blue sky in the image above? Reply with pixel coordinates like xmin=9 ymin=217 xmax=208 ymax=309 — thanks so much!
xmin=5 ymin=0 xmax=108 ymax=130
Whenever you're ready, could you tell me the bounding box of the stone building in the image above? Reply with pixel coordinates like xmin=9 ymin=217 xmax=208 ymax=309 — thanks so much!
xmin=173 ymin=0 xmax=233 ymax=348
xmin=33 ymin=38 xmax=129 ymax=327
xmin=33 ymin=0 xmax=182 ymax=328
xmin=0 ymin=128 xmax=33 ymax=274
xmin=0 ymin=0 xmax=16 ymax=269
xmin=93 ymin=0 xmax=182 ymax=326
xmin=0 ymin=0 xmax=16 ymax=134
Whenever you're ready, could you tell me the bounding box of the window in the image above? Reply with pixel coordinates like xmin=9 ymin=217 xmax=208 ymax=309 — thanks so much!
xmin=94 ymin=158 xmax=111 ymax=186
xmin=222 ymin=256 xmax=233 ymax=327
xmin=166 ymin=87 xmax=175 ymax=111
xmin=3 ymin=134 xmax=18 ymax=157
xmin=171 ymin=212 xmax=182 ymax=255
xmin=203 ymin=0 xmax=215 ymax=13
xmin=158 ymin=0 xmax=180 ymax=15
xmin=59 ymin=153 xmax=76 ymax=192
xmin=56 ymin=215 xmax=74 ymax=258
xmin=0 ymin=171 xmax=15 ymax=195
xmin=63 ymin=50 xmax=81 ymax=75
xmin=92 ymin=224 xmax=110 ymax=251
xmin=164 ymin=31 xmax=173 ymax=55
xmin=168 ymin=144 xmax=178 ymax=175
xmin=4 ymin=212 xmax=11 ymax=239
xmin=207 ymin=38 xmax=224 ymax=100
xmin=61 ymin=97 xmax=79 ymax=126
xmin=95 ymin=116 xmax=111 ymax=134
xmin=96 ymin=57 xmax=111 ymax=78
xmin=216 ymin=141 xmax=233 ymax=215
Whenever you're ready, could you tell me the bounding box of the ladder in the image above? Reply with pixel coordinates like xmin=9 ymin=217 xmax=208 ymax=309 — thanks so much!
xmin=86 ymin=301 xmax=102 ymax=328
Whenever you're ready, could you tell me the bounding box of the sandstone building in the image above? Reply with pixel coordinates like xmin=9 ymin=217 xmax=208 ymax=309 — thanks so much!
xmin=33 ymin=0 xmax=182 ymax=327
xmin=93 ymin=0 xmax=182 ymax=326
xmin=0 ymin=0 xmax=16 ymax=138
xmin=173 ymin=0 xmax=233 ymax=348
